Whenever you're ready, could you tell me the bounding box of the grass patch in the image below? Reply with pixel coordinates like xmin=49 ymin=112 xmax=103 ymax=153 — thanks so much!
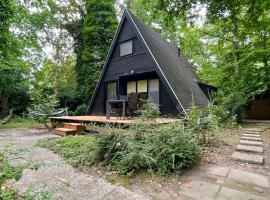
xmin=0 ymin=153 xmax=23 ymax=200
xmin=38 ymin=136 xmax=100 ymax=167
xmin=105 ymin=174 xmax=130 ymax=187
xmin=0 ymin=118 xmax=43 ymax=129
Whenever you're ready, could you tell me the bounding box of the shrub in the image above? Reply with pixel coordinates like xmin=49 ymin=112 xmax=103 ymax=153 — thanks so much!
xmin=130 ymin=101 xmax=160 ymax=137
xmin=74 ymin=104 xmax=88 ymax=116
xmin=99 ymin=122 xmax=201 ymax=176
xmin=187 ymin=104 xmax=236 ymax=144
xmin=137 ymin=100 xmax=160 ymax=119
xmin=151 ymin=123 xmax=201 ymax=175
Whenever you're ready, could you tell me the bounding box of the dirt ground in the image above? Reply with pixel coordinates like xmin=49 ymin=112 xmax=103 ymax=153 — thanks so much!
xmin=203 ymin=123 xmax=270 ymax=175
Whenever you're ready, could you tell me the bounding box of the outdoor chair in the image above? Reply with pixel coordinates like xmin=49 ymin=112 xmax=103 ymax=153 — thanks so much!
xmin=127 ymin=93 xmax=139 ymax=117
xmin=110 ymin=103 xmax=122 ymax=119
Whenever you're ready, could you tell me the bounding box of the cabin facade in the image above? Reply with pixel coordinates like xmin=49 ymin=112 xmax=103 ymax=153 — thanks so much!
xmin=88 ymin=10 xmax=214 ymax=117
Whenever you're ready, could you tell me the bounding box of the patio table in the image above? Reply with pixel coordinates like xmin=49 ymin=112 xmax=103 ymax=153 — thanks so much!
xmin=106 ymin=100 xmax=128 ymax=119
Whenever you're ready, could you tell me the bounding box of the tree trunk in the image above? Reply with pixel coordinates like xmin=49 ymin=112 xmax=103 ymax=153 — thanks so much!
xmin=231 ymin=13 xmax=240 ymax=73
xmin=0 ymin=96 xmax=9 ymax=116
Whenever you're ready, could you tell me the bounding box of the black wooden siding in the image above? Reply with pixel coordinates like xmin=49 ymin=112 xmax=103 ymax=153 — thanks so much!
xmin=90 ymin=17 xmax=180 ymax=116
xmin=159 ymin=81 xmax=179 ymax=116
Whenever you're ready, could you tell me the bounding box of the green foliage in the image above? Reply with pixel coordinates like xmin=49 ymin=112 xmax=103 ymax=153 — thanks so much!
xmin=0 ymin=117 xmax=42 ymax=129
xmin=130 ymin=101 xmax=160 ymax=137
xmin=187 ymin=104 xmax=236 ymax=144
xmin=137 ymin=101 xmax=160 ymax=119
xmin=76 ymin=0 xmax=118 ymax=103
xmin=74 ymin=104 xmax=88 ymax=116
xmin=38 ymin=136 xmax=100 ymax=167
xmin=126 ymin=0 xmax=270 ymax=120
xmin=99 ymin=122 xmax=201 ymax=176
xmin=0 ymin=153 xmax=22 ymax=200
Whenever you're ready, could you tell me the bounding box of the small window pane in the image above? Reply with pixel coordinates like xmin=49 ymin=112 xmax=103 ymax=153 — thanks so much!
xmin=137 ymin=80 xmax=147 ymax=93
xmin=148 ymin=79 xmax=159 ymax=105
xmin=127 ymin=81 xmax=136 ymax=94
xmin=120 ymin=40 xmax=132 ymax=56
xmin=107 ymin=82 xmax=117 ymax=100
xmin=148 ymin=79 xmax=159 ymax=92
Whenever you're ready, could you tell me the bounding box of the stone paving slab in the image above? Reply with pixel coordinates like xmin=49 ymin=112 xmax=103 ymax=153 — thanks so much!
xmin=231 ymin=151 xmax=264 ymax=164
xmin=241 ymin=136 xmax=262 ymax=141
xmin=206 ymin=166 xmax=230 ymax=177
xmin=228 ymin=169 xmax=270 ymax=188
xmin=0 ymin=129 xmax=147 ymax=200
xmin=216 ymin=187 xmax=268 ymax=200
xmin=242 ymin=133 xmax=261 ymax=138
xmin=236 ymin=145 xmax=264 ymax=153
xmin=243 ymin=130 xmax=262 ymax=133
xmin=240 ymin=140 xmax=263 ymax=146
xmin=180 ymin=180 xmax=219 ymax=200
xmin=244 ymin=128 xmax=263 ymax=132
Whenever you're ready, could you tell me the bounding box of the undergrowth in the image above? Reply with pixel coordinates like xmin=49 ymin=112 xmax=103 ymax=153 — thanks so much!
xmin=38 ymin=136 xmax=100 ymax=167
xmin=187 ymin=104 xmax=236 ymax=144
xmin=0 ymin=117 xmax=42 ymax=129
xmin=0 ymin=153 xmax=23 ymax=200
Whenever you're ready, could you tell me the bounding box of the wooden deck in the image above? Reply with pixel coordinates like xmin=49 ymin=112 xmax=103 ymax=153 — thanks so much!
xmin=50 ymin=115 xmax=180 ymax=125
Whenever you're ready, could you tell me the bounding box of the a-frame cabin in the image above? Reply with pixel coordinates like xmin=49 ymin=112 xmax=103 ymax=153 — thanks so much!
xmin=88 ymin=9 xmax=215 ymax=117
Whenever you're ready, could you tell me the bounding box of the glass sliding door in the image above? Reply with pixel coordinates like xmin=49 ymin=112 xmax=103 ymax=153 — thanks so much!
xmin=107 ymin=82 xmax=117 ymax=100
xmin=148 ymin=79 xmax=159 ymax=106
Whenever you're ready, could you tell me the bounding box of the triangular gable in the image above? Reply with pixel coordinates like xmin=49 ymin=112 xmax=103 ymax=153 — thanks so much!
xmin=88 ymin=9 xmax=185 ymax=115
xmin=128 ymin=11 xmax=209 ymax=111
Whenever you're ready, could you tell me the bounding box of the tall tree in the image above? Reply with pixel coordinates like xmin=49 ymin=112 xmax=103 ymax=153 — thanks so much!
xmin=125 ymin=0 xmax=270 ymax=117
xmin=0 ymin=0 xmax=58 ymax=116
xmin=78 ymin=0 xmax=118 ymax=104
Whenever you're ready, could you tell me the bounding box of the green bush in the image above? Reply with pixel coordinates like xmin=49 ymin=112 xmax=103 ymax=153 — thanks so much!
xmin=38 ymin=136 xmax=100 ymax=167
xmin=74 ymin=104 xmax=88 ymax=116
xmin=187 ymin=104 xmax=236 ymax=144
xmin=99 ymin=122 xmax=201 ymax=176
xmin=137 ymin=100 xmax=160 ymax=119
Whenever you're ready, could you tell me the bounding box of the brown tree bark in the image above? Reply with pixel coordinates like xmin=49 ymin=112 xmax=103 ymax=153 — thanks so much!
xmin=0 ymin=96 xmax=9 ymax=116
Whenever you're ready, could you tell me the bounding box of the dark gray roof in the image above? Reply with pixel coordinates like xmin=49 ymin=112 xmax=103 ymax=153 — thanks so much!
xmin=127 ymin=10 xmax=209 ymax=111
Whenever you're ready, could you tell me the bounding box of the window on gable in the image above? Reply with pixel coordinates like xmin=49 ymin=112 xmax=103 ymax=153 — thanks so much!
xmin=120 ymin=40 xmax=133 ymax=57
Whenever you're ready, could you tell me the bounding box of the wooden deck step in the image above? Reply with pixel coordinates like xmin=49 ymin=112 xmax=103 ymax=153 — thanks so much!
xmin=63 ymin=123 xmax=85 ymax=132
xmin=231 ymin=152 xmax=264 ymax=165
xmin=54 ymin=127 xmax=76 ymax=137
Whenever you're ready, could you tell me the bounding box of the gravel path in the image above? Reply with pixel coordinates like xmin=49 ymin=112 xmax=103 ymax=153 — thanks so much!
xmin=0 ymin=128 xmax=147 ymax=200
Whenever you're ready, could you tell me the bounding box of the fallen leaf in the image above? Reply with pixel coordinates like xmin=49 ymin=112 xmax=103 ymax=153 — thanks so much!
xmin=182 ymin=183 xmax=192 ymax=188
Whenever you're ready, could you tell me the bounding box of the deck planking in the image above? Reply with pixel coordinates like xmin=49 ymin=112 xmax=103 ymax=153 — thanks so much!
xmin=50 ymin=115 xmax=180 ymax=125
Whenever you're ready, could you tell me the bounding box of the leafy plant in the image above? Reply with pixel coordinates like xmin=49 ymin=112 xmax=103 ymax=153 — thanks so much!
xmin=187 ymin=104 xmax=236 ymax=144
xmin=0 ymin=153 xmax=22 ymax=200
xmin=74 ymin=104 xmax=88 ymax=116
xmin=99 ymin=122 xmax=201 ymax=176
xmin=137 ymin=100 xmax=160 ymax=119
xmin=130 ymin=101 xmax=160 ymax=137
